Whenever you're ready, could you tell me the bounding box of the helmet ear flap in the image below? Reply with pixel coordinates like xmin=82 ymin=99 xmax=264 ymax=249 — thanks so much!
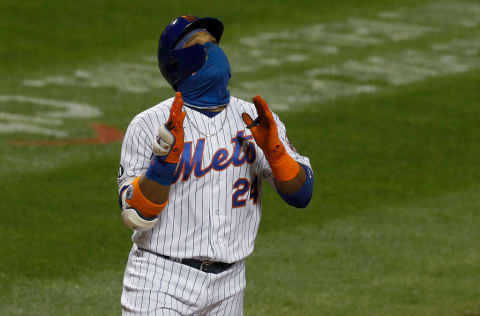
xmin=163 ymin=44 xmax=207 ymax=90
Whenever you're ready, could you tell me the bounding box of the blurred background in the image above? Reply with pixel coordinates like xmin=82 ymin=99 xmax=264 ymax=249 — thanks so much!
xmin=1 ymin=0 xmax=479 ymax=315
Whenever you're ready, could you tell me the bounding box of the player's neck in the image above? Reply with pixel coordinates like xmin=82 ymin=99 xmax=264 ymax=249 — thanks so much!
xmin=209 ymin=105 xmax=226 ymax=112
xmin=185 ymin=104 xmax=226 ymax=118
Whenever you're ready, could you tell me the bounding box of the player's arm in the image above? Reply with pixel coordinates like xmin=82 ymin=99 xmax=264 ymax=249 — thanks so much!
xmin=119 ymin=92 xmax=186 ymax=230
xmin=242 ymin=96 xmax=313 ymax=208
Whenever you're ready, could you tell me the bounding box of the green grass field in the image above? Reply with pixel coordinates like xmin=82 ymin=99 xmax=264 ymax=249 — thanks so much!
xmin=1 ymin=0 xmax=479 ymax=315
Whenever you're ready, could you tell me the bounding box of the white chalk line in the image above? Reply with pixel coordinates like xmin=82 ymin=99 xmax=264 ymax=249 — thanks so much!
xmin=23 ymin=59 xmax=168 ymax=93
xmin=0 ymin=95 xmax=100 ymax=118
xmin=306 ymin=50 xmax=478 ymax=86
xmin=0 ymin=96 xmax=101 ymax=137
xmin=0 ymin=123 xmax=68 ymax=137
xmin=20 ymin=2 xmax=449 ymax=95
xmin=0 ymin=112 xmax=62 ymax=125
xmin=14 ymin=1 xmax=480 ymax=112
xmin=378 ymin=1 xmax=480 ymax=28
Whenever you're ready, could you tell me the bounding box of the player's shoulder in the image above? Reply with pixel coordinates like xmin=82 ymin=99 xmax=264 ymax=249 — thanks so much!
xmin=127 ymin=97 xmax=175 ymax=134
xmin=229 ymin=96 xmax=282 ymax=122
xmin=228 ymin=96 xmax=260 ymax=118
xmin=229 ymin=96 xmax=255 ymax=111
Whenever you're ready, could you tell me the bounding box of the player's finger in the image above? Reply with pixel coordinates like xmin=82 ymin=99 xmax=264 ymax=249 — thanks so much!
xmin=242 ymin=113 xmax=261 ymax=142
xmin=253 ymin=96 xmax=274 ymax=123
xmin=242 ymin=112 xmax=263 ymax=131
xmin=256 ymin=96 xmax=274 ymax=119
xmin=242 ymin=112 xmax=254 ymax=127
xmin=252 ymin=96 xmax=266 ymax=118
xmin=171 ymin=92 xmax=184 ymax=115
xmin=167 ymin=92 xmax=184 ymax=127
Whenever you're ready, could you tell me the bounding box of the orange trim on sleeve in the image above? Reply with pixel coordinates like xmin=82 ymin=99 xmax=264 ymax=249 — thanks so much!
xmin=126 ymin=177 xmax=167 ymax=217
xmin=268 ymin=152 xmax=300 ymax=182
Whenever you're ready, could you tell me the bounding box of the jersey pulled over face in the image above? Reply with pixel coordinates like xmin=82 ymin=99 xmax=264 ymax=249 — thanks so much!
xmin=118 ymin=97 xmax=311 ymax=263
xmin=174 ymin=30 xmax=231 ymax=109
xmin=177 ymin=42 xmax=231 ymax=109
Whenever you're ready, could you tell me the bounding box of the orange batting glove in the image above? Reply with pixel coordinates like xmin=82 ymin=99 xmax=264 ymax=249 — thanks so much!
xmin=242 ymin=96 xmax=300 ymax=182
xmin=153 ymin=92 xmax=187 ymax=164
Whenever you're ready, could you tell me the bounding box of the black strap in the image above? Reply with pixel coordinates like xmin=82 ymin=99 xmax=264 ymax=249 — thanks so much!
xmin=138 ymin=247 xmax=233 ymax=274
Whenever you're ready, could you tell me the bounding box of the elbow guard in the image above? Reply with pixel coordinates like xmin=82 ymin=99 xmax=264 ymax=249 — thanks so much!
xmin=278 ymin=164 xmax=314 ymax=208
xmin=119 ymin=177 xmax=166 ymax=231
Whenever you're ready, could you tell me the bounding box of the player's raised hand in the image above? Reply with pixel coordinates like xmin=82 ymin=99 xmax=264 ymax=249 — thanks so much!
xmin=153 ymin=92 xmax=186 ymax=164
xmin=241 ymin=96 xmax=287 ymax=161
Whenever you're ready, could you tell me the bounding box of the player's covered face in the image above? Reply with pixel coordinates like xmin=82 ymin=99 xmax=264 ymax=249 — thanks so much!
xmin=183 ymin=31 xmax=217 ymax=48
xmin=177 ymin=33 xmax=231 ymax=108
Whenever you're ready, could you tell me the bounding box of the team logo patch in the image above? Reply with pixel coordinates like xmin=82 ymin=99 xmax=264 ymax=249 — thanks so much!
xmin=126 ymin=184 xmax=134 ymax=200
xmin=182 ymin=15 xmax=198 ymax=22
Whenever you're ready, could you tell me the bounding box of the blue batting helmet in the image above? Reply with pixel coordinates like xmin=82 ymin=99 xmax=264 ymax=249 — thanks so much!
xmin=158 ymin=15 xmax=224 ymax=90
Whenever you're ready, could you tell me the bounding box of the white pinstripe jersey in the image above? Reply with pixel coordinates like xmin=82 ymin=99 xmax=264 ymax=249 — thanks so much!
xmin=118 ymin=96 xmax=311 ymax=263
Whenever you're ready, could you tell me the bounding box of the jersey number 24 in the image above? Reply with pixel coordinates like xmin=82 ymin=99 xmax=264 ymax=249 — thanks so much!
xmin=232 ymin=175 xmax=259 ymax=208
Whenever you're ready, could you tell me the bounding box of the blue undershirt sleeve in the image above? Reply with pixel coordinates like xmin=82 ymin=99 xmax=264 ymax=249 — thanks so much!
xmin=277 ymin=163 xmax=314 ymax=208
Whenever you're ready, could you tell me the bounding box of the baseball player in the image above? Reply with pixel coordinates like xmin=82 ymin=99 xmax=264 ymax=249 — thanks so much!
xmin=117 ymin=15 xmax=314 ymax=315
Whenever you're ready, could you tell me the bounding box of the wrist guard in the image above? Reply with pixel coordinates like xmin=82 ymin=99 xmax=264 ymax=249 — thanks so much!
xmin=119 ymin=177 xmax=167 ymax=231
xmin=145 ymin=156 xmax=178 ymax=186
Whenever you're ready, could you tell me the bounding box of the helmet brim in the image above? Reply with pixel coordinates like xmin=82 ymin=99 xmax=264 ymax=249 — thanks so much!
xmin=177 ymin=17 xmax=224 ymax=46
